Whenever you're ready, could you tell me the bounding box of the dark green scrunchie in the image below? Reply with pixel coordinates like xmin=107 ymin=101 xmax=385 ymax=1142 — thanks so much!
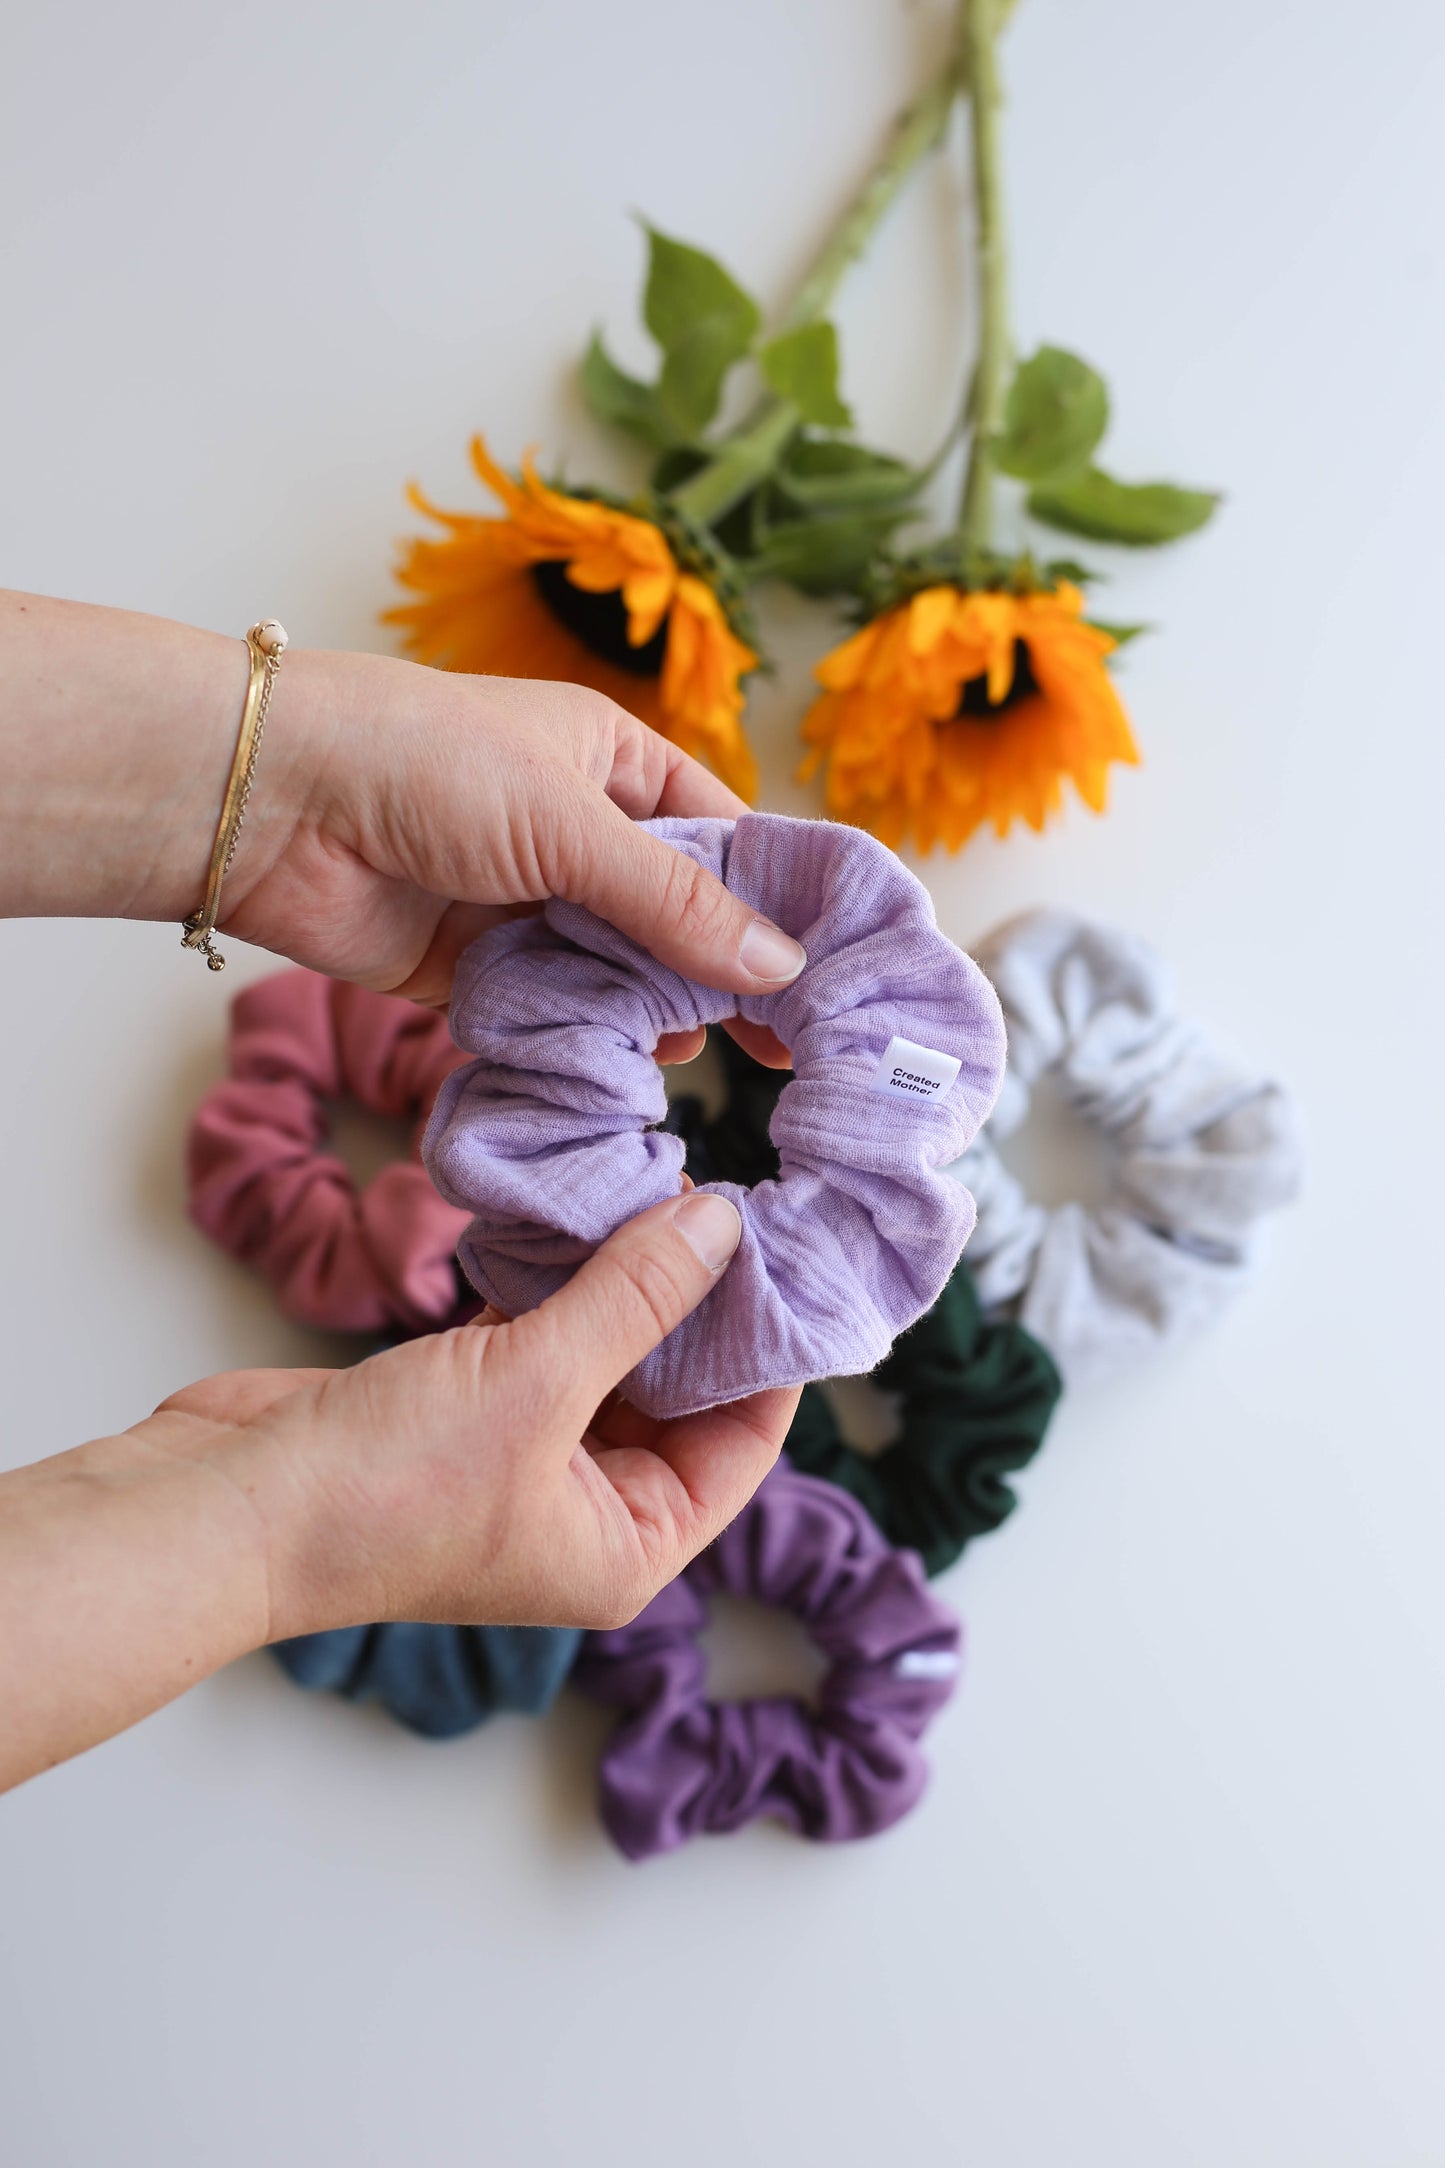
xmin=667 ymin=1031 xmax=1062 ymax=1577
xmin=782 ymin=1272 xmax=1061 ymax=1576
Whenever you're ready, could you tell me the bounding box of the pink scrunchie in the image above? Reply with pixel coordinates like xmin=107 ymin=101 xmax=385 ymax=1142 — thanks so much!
xmin=572 ymin=1467 xmax=962 ymax=1859
xmin=186 ymin=969 xmax=470 ymax=1333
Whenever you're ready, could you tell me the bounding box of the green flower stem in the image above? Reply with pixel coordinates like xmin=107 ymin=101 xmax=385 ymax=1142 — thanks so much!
xmin=671 ymin=12 xmax=969 ymax=532
xmin=667 ymin=404 xmax=798 ymax=533
xmin=957 ymin=0 xmax=1010 ymax=563
xmin=780 ymin=25 xmax=968 ymax=334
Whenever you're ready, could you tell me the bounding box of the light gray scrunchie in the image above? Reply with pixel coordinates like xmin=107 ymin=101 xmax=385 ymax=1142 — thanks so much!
xmin=953 ymin=910 xmax=1301 ymax=1385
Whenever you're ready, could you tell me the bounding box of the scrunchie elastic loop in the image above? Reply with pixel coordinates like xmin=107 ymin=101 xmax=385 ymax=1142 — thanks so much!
xmin=272 ymin=1622 xmax=582 ymax=1739
xmin=955 ymin=909 xmax=1302 ymax=1384
xmin=187 ymin=969 xmax=471 ymax=1334
xmin=424 ymin=813 xmax=1007 ymax=1419
xmin=571 ymin=1467 xmax=961 ymax=1858
xmin=666 ymin=1032 xmax=1063 ymax=1576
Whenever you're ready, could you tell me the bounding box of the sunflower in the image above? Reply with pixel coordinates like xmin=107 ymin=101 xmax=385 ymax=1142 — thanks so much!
xmin=385 ymin=438 xmax=759 ymax=798
xmin=800 ymin=580 xmax=1138 ymax=852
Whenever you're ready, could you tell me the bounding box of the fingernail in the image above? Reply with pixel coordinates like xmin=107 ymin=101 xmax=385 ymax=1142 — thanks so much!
xmin=673 ymin=1191 xmax=743 ymax=1272
xmin=740 ymin=918 xmax=806 ymax=984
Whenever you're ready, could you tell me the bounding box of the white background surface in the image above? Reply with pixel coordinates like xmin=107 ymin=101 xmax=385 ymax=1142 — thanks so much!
xmin=3 ymin=2 xmax=1443 ymax=2162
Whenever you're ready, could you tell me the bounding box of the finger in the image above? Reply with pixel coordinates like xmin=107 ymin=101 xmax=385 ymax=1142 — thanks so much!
xmin=543 ymin=776 xmax=806 ymax=996
xmin=383 ymin=900 xmax=533 ymax=1008
xmin=602 ymin=712 xmax=749 ymax=823
xmin=586 ymin=1386 xmax=797 ymax=1576
xmin=656 ymin=1026 xmax=706 ymax=1065
xmin=653 ymin=744 xmax=748 ymax=819
xmin=718 ymin=1016 xmax=793 ymax=1070
xmin=587 ymin=1394 xmax=661 ymax=1454
xmin=503 ymin=1189 xmax=743 ymax=1430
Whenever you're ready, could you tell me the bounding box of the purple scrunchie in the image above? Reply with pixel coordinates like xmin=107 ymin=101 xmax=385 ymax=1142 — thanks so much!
xmin=424 ymin=813 xmax=1006 ymax=1417
xmin=571 ymin=1466 xmax=962 ymax=1858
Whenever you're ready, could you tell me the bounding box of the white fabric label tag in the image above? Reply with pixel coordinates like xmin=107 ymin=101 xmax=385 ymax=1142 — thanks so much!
xmin=868 ymin=1035 xmax=962 ymax=1104
xmin=894 ymin=1649 xmax=960 ymax=1681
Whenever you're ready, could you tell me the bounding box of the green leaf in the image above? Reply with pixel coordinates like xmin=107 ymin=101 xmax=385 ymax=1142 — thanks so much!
xmin=642 ymin=225 xmax=760 ymax=355
xmin=584 ymin=224 xmax=763 ymax=450
xmin=750 ymin=510 xmax=907 ymax=597
xmin=655 ymin=325 xmax=751 ymax=441
xmin=580 ymin=333 xmax=676 ymax=449
xmin=638 ymin=225 xmax=759 ymax=438
xmin=995 ymin=346 xmax=1109 ymax=481
xmin=757 ymin=321 xmax=853 ymax=430
xmin=777 ymin=436 xmax=921 ymax=510
xmin=1089 ymin=619 xmax=1150 ymax=648
xmin=1028 ymin=465 xmax=1221 ymax=546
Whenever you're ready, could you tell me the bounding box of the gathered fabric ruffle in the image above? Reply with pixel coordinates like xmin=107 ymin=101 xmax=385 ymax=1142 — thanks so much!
xmin=272 ymin=1620 xmax=583 ymax=1739
xmin=572 ymin=1466 xmax=961 ymax=1858
xmin=783 ymin=1269 xmax=1061 ymax=1577
xmin=425 ymin=813 xmax=1006 ymax=1418
xmin=187 ymin=969 xmax=471 ymax=1334
xmin=954 ymin=909 xmax=1302 ymax=1384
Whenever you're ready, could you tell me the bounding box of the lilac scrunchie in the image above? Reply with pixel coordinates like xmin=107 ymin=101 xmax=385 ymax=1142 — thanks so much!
xmin=423 ymin=814 xmax=1007 ymax=1417
xmin=571 ymin=1466 xmax=962 ymax=1858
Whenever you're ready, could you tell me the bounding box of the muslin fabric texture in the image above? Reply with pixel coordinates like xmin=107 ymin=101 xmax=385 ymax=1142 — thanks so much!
xmin=271 ymin=1621 xmax=582 ymax=1739
xmin=424 ymin=813 xmax=1007 ymax=1419
xmin=954 ymin=909 xmax=1302 ymax=1385
xmin=666 ymin=1031 xmax=1063 ymax=1576
xmin=572 ymin=1466 xmax=961 ymax=1859
xmin=187 ymin=969 xmax=470 ymax=1334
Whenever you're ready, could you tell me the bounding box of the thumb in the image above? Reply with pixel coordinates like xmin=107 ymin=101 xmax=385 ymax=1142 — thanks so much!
xmin=507 ymin=1190 xmax=743 ymax=1427
xmin=549 ymin=780 xmax=807 ymax=996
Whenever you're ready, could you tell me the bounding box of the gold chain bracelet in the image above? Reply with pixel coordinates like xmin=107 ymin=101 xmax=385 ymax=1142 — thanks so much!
xmin=181 ymin=619 xmax=288 ymax=972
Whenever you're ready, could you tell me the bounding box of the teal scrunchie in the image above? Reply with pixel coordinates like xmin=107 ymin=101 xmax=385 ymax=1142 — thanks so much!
xmin=271 ymin=1620 xmax=582 ymax=1739
xmin=668 ymin=1032 xmax=1061 ymax=1576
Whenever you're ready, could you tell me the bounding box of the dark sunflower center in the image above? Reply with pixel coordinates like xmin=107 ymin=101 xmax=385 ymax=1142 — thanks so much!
xmin=954 ymin=637 xmax=1040 ymax=719
xmin=531 ymin=560 xmax=667 ymax=677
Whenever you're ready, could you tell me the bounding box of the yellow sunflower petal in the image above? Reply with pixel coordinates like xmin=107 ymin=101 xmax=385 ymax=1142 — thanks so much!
xmin=801 ymin=578 xmax=1142 ymax=852
xmin=387 ymin=439 xmax=756 ymax=792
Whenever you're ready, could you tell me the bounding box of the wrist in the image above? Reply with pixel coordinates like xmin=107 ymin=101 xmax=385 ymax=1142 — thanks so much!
xmin=202 ymin=644 xmax=423 ymax=941
xmin=0 ymin=1426 xmax=274 ymax=1787
xmin=0 ymin=591 xmax=335 ymax=927
xmin=185 ymin=639 xmax=330 ymax=935
xmin=204 ymin=1413 xmax=382 ymax=1645
xmin=100 ymin=1420 xmax=277 ymax=1655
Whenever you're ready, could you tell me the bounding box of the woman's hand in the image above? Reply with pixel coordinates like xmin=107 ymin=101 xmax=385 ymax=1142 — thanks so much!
xmin=0 ymin=1190 xmax=798 ymax=1791
xmin=0 ymin=591 xmax=799 ymax=1792
xmin=0 ymin=592 xmax=803 ymax=1045
xmin=190 ymin=1191 xmax=785 ymax=1633
xmin=225 ymin=649 xmax=806 ymax=1021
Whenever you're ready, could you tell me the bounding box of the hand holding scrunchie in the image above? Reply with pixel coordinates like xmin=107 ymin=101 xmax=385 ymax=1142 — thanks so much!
xmin=186 ymin=969 xmax=472 ymax=1334
xmin=425 ymin=812 xmax=1007 ymax=1418
xmin=4 ymin=595 xmax=832 ymax=1795
xmin=572 ymin=1466 xmax=961 ymax=1858
xmin=956 ymin=909 xmax=1302 ymax=1384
